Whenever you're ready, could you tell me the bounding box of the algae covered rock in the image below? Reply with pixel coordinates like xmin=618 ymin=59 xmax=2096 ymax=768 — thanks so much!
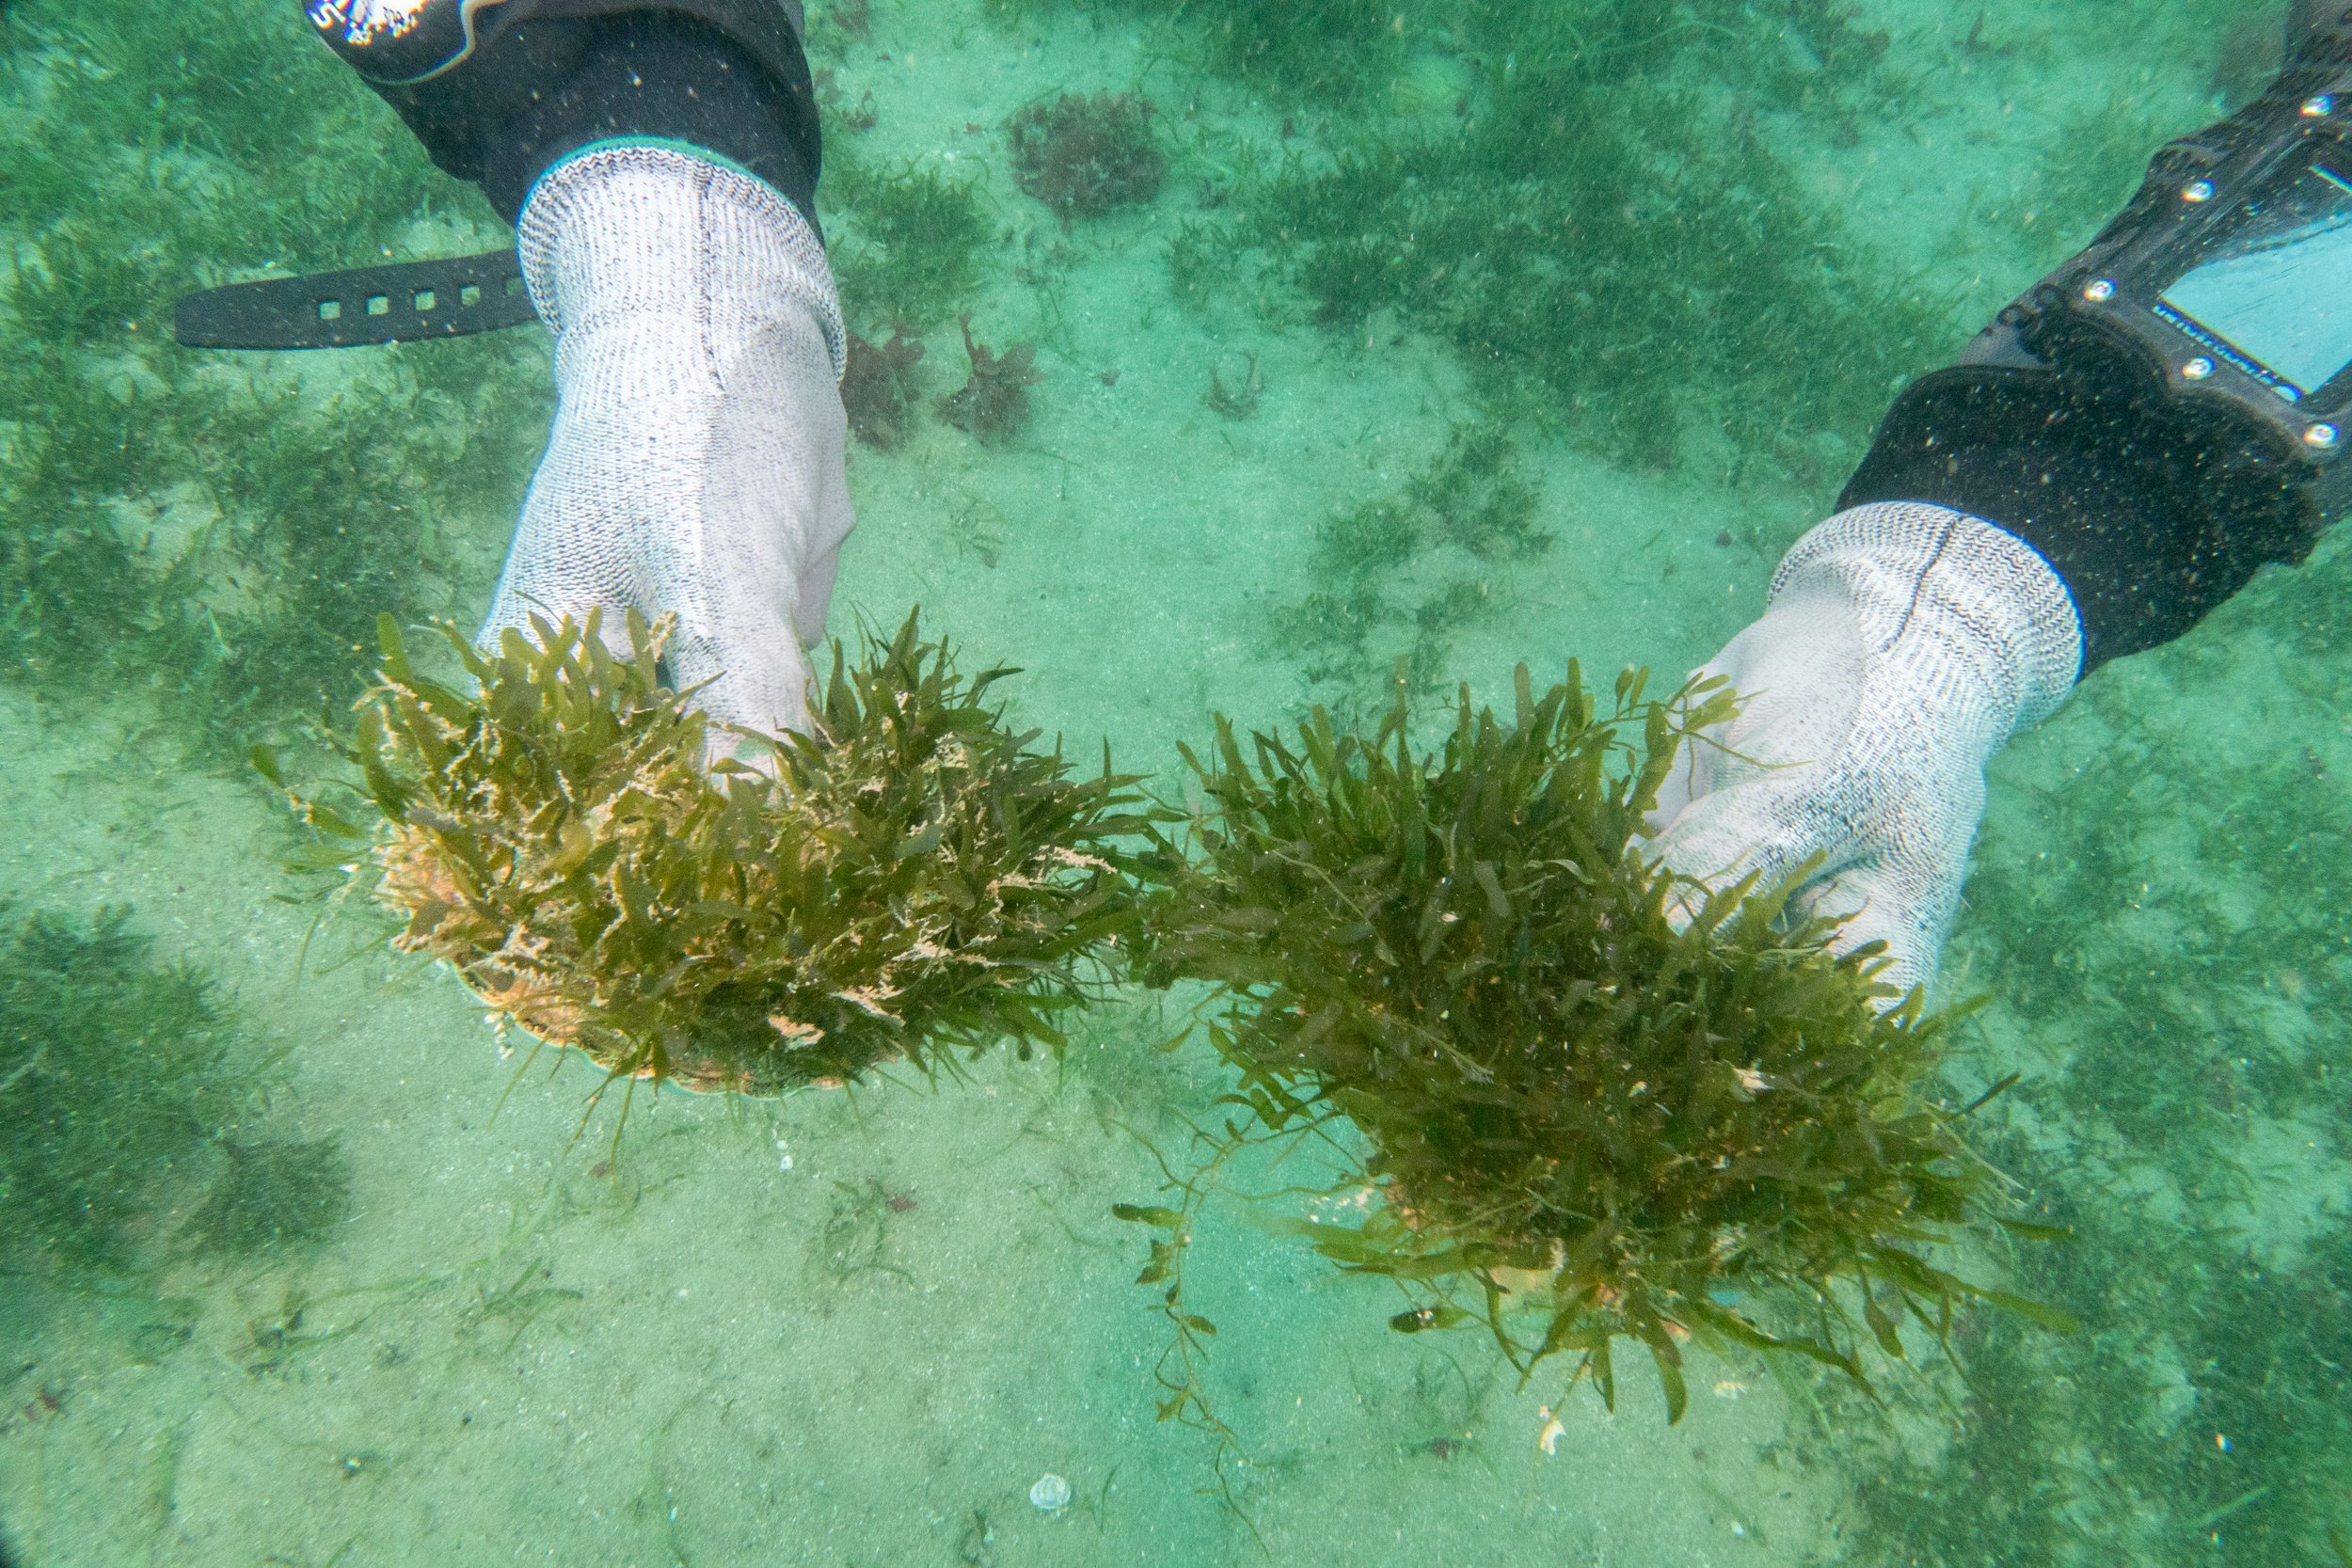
xmin=273 ymin=609 xmax=1158 ymax=1101
xmin=1136 ymin=664 xmax=2064 ymax=1418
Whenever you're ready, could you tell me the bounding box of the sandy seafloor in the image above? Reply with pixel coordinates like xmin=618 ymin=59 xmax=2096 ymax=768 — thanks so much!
xmin=4 ymin=0 xmax=2350 ymax=1563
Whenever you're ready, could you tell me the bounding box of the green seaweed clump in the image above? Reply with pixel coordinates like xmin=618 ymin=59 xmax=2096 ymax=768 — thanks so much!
xmin=1136 ymin=667 xmax=2065 ymax=1419
xmin=1268 ymin=426 xmax=1548 ymax=716
xmin=0 ymin=907 xmax=244 ymax=1272
xmin=278 ymin=609 xmax=1158 ymax=1103
xmin=186 ymin=1135 xmax=351 ymax=1255
xmin=0 ymin=0 xmax=546 ymax=755
xmin=1238 ymin=70 xmax=1935 ymax=471
xmin=828 ymin=155 xmax=991 ymax=327
xmin=1313 ymin=425 xmax=1549 ymax=574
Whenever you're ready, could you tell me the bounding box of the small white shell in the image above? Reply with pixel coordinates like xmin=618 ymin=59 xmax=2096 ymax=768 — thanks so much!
xmin=1028 ymin=1472 xmax=1073 ymax=1513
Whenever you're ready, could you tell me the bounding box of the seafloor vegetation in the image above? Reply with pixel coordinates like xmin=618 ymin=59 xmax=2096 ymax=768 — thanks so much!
xmin=0 ymin=0 xmax=547 ymax=755
xmin=1265 ymin=426 xmax=1549 ymax=720
xmin=824 ymin=149 xmax=991 ymax=333
xmin=1818 ymin=531 xmax=2352 ymax=1566
xmin=0 ymin=905 xmax=347 ymax=1279
xmin=4 ymin=0 xmax=2347 ymax=1560
xmin=1117 ymin=0 xmax=1941 ymax=473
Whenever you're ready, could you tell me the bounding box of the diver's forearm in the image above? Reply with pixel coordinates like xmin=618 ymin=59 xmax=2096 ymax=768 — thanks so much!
xmin=298 ymin=0 xmax=822 ymax=226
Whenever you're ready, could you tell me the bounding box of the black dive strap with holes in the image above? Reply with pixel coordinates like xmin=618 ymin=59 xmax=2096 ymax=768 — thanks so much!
xmin=173 ymin=0 xmax=818 ymax=353
xmin=172 ymin=249 xmax=533 ymax=349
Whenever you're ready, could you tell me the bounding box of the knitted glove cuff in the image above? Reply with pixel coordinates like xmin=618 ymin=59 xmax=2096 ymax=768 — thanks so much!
xmin=516 ymin=139 xmax=845 ymax=381
xmin=1772 ymin=502 xmax=2085 ymax=741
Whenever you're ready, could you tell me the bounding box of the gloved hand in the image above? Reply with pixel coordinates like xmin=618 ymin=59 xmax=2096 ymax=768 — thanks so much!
xmin=1647 ymin=503 xmax=2083 ymax=996
xmin=482 ymin=141 xmax=853 ymax=750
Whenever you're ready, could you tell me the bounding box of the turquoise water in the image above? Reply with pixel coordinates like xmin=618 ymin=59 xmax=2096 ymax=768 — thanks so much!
xmin=5 ymin=0 xmax=2350 ymax=1562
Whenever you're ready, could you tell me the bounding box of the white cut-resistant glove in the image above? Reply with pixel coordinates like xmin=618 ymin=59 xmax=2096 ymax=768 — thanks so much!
xmin=1648 ymin=502 xmax=2084 ymax=997
xmin=482 ymin=141 xmax=853 ymax=747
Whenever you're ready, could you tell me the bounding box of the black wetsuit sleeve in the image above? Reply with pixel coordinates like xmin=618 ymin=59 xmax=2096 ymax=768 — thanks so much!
xmin=1842 ymin=23 xmax=2351 ymax=674
xmin=1837 ymin=360 xmax=2315 ymax=672
xmin=321 ymin=3 xmax=822 ymax=229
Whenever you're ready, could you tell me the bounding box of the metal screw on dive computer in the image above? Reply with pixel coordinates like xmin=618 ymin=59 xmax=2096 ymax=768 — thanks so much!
xmin=2083 ymin=278 xmax=2117 ymax=302
xmin=2182 ymin=179 xmax=2216 ymax=202
xmin=2304 ymin=94 xmax=2335 ymax=118
xmin=2304 ymin=423 xmax=2340 ymax=449
xmin=2182 ymin=356 xmax=2215 ymax=380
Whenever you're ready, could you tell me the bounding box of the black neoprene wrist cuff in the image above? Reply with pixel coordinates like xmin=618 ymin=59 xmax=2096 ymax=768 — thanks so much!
xmin=360 ymin=7 xmax=820 ymax=229
xmin=481 ymin=12 xmax=815 ymax=223
xmin=1839 ymin=364 xmax=2314 ymax=671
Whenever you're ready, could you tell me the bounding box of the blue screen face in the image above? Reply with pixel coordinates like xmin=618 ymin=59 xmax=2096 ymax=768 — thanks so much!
xmin=2159 ymin=161 xmax=2352 ymax=399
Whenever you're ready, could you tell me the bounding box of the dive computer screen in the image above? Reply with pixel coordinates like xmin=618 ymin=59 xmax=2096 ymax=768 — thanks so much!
xmin=2156 ymin=158 xmax=2352 ymax=401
